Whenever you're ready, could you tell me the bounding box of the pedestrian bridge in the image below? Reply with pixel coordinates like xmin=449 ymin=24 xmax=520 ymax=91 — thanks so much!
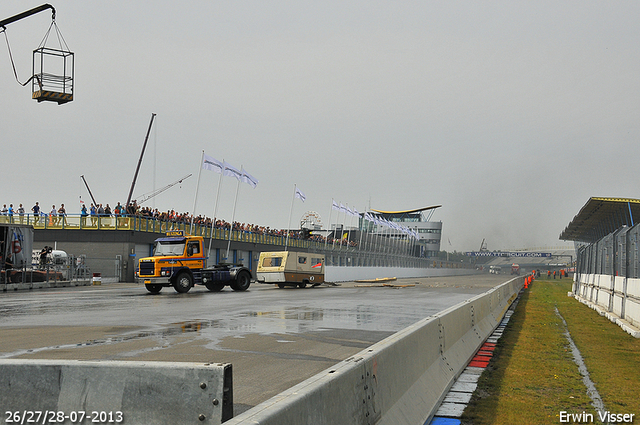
xmin=2 ymin=214 xmax=473 ymax=282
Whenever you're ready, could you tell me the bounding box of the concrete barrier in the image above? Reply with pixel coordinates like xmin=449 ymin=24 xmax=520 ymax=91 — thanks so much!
xmin=2 ymin=280 xmax=92 ymax=291
xmin=0 ymin=360 xmax=232 ymax=425
xmin=226 ymin=276 xmax=523 ymax=425
xmin=325 ymin=266 xmax=479 ymax=282
xmin=573 ymin=273 xmax=640 ymax=337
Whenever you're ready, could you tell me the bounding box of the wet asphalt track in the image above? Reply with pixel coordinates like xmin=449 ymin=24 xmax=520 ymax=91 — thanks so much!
xmin=0 ymin=274 xmax=510 ymax=414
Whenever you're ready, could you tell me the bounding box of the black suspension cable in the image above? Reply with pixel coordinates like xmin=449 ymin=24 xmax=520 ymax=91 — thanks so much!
xmin=1 ymin=27 xmax=38 ymax=87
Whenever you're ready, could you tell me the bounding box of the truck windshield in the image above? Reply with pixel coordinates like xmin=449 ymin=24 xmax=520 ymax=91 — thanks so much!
xmin=153 ymin=240 xmax=185 ymax=256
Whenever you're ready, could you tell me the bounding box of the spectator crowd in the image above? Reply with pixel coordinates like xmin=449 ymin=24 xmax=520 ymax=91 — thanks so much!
xmin=1 ymin=200 xmax=358 ymax=247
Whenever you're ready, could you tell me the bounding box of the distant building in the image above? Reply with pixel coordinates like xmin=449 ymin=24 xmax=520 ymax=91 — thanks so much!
xmin=365 ymin=206 xmax=442 ymax=258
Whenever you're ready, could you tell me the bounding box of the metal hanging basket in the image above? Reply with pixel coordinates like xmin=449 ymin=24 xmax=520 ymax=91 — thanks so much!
xmin=31 ymin=20 xmax=73 ymax=104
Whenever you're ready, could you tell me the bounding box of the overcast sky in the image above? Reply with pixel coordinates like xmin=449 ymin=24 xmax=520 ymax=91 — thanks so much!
xmin=2 ymin=1 xmax=638 ymax=252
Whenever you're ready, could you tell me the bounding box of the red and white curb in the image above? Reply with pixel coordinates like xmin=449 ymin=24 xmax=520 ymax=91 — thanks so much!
xmin=428 ymin=296 xmax=520 ymax=425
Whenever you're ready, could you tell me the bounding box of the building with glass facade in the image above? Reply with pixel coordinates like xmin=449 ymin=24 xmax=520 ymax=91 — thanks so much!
xmin=363 ymin=206 xmax=443 ymax=258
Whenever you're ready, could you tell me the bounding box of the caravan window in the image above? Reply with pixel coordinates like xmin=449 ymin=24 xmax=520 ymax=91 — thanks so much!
xmin=311 ymin=258 xmax=323 ymax=267
xmin=262 ymin=256 xmax=282 ymax=267
xmin=298 ymin=256 xmax=307 ymax=264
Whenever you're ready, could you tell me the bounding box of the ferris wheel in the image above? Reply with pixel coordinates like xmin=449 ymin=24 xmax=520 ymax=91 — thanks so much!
xmin=300 ymin=211 xmax=323 ymax=230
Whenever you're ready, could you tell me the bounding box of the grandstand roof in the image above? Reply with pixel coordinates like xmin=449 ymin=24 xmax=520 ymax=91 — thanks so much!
xmin=370 ymin=205 xmax=442 ymax=215
xmin=559 ymin=197 xmax=640 ymax=243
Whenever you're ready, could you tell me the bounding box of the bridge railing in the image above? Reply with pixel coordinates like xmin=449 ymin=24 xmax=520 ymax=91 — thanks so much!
xmin=0 ymin=214 xmax=474 ymax=270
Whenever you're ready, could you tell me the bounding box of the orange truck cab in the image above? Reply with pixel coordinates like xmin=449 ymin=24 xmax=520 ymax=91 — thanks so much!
xmin=136 ymin=230 xmax=252 ymax=294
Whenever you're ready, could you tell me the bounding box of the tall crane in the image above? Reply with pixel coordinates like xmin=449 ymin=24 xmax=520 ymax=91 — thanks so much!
xmin=135 ymin=174 xmax=192 ymax=204
xmin=126 ymin=113 xmax=156 ymax=208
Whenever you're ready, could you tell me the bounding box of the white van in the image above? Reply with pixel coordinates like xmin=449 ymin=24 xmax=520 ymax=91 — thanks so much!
xmin=256 ymin=251 xmax=325 ymax=288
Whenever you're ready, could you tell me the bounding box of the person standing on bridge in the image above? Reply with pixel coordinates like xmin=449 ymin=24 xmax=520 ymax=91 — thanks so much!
xmin=50 ymin=205 xmax=58 ymax=226
xmin=80 ymin=203 xmax=88 ymax=227
xmin=32 ymin=202 xmax=40 ymax=225
xmin=17 ymin=204 xmax=24 ymax=224
xmin=90 ymin=204 xmax=97 ymax=226
xmin=58 ymin=204 xmax=67 ymax=227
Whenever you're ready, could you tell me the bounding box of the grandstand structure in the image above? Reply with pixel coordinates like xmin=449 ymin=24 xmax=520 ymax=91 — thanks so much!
xmin=560 ymin=197 xmax=640 ymax=336
xmin=366 ymin=205 xmax=443 ymax=258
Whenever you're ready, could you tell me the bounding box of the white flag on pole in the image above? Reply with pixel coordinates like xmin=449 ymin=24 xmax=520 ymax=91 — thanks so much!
xmin=223 ymin=161 xmax=242 ymax=180
xmin=241 ymin=168 xmax=259 ymax=188
xmin=202 ymin=154 xmax=223 ymax=174
xmin=332 ymin=200 xmax=340 ymax=211
xmin=294 ymin=187 xmax=306 ymax=202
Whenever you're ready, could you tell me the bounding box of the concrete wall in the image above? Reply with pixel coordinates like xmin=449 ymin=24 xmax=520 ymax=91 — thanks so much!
xmin=0 ymin=360 xmax=232 ymax=425
xmin=326 ymin=266 xmax=479 ymax=282
xmin=573 ymin=273 xmax=640 ymax=337
xmin=34 ymin=229 xmax=279 ymax=282
xmin=34 ymin=229 xmax=477 ymax=283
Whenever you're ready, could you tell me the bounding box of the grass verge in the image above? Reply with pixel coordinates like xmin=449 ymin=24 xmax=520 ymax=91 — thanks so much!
xmin=461 ymin=278 xmax=640 ymax=424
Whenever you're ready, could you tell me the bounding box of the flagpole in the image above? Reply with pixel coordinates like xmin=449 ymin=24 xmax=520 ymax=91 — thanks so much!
xmin=335 ymin=204 xmax=340 ymax=251
xmin=338 ymin=202 xmax=347 ymax=251
xmin=207 ymin=167 xmax=224 ymax=260
xmin=324 ymin=199 xmax=333 ymax=252
xmin=346 ymin=205 xmax=353 ymax=251
xmin=357 ymin=209 xmax=364 ymax=251
xmin=190 ymin=150 xmax=205 ymax=234
xmin=336 ymin=203 xmax=343 ymax=250
xmin=285 ymin=184 xmax=297 ymax=251
xmin=225 ymin=168 xmax=242 ymax=262
xmin=363 ymin=213 xmax=370 ymax=252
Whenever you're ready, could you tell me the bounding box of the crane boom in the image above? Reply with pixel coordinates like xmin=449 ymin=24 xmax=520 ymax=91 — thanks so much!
xmin=0 ymin=4 xmax=55 ymax=29
xmin=136 ymin=174 xmax=192 ymax=204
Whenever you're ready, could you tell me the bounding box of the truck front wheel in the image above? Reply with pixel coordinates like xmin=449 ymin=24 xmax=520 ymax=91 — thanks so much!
xmin=145 ymin=284 xmax=162 ymax=294
xmin=173 ymin=272 xmax=193 ymax=293
xmin=230 ymin=270 xmax=251 ymax=292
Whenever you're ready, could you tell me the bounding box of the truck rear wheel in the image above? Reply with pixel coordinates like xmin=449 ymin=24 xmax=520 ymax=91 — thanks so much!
xmin=145 ymin=284 xmax=162 ymax=294
xmin=173 ymin=272 xmax=193 ymax=293
xmin=205 ymin=282 xmax=225 ymax=292
xmin=230 ymin=270 xmax=251 ymax=292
